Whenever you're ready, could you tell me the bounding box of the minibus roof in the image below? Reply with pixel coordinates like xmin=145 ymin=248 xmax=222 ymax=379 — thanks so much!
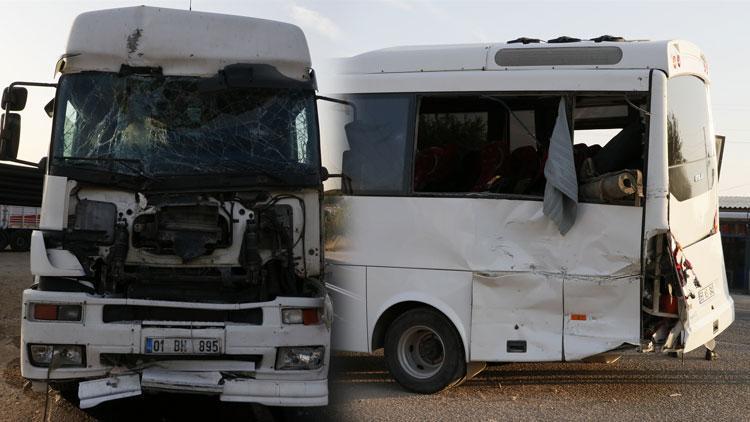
xmin=59 ymin=6 xmax=312 ymax=80
xmin=342 ymin=39 xmax=708 ymax=82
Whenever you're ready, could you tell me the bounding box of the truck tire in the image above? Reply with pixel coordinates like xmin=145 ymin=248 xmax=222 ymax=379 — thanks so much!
xmin=384 ymin=307 xmax=466 ymax=394
xmin=0 ymin=231 xmax=8 ymax=251
xmin=9 ymin=230 xmax=31 ymax=251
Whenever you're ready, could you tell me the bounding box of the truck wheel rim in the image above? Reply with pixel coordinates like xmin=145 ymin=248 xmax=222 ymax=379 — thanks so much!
xmin=397 ymin=325 xmax=445 ymax=379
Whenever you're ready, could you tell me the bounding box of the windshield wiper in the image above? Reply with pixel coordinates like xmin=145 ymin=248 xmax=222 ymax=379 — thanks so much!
xmin=55 ymin=155 xmax=161 ymax=186
xmin=58 ymin=155 xmax=143 ymax=173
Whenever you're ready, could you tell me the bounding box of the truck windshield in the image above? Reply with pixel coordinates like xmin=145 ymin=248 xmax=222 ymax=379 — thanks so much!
xmin=51 ymin=72 xmax=320 ymax=188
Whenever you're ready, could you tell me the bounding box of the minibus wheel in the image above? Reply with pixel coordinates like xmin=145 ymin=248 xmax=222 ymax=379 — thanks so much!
xmin=384 ymin=307 xmax=466 ymax=394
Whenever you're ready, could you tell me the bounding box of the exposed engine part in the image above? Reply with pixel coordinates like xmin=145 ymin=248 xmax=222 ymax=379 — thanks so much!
xmin=239 ymin=203 xmax=299 ymax=301
xmin=103 ymin=221 xmax=129 ymax=293
xmin=239 ymin=211 xmax=262 ymax=286
xmin=132 ymin=202 xmax=230 ymax=262
xmin=235 ymin=191 xmax=271 ymax=209
xmin=55 ymin=189 xmax=316 ymax=303
xmin=71 ymin=199 xmax=117 ymax=244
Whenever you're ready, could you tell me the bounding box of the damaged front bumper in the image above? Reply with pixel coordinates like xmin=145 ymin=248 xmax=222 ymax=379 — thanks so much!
xmin=21 ymin=289 xmax=331 ymax=408
xmin=77 ymin=367 xmax=329 ymax=408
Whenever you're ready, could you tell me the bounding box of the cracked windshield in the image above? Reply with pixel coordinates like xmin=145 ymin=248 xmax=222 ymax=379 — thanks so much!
xmin=51 ymin=72 xmax=319 ymax=186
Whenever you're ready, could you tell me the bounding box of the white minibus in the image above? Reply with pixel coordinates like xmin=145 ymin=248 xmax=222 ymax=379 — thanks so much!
xmin=320 ymin=37 xmax=734 ymax=393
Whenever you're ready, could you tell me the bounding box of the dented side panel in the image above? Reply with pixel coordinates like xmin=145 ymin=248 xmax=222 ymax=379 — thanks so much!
xmin=329 ymin=196 xmax=642 ymax=276
xmin=470 ymin=272 xmax=562 ymax=362
xmin=327 ymin=195 xmax=643 ymax=360
xmin=563 ymin=275 xmax=640 ymax=360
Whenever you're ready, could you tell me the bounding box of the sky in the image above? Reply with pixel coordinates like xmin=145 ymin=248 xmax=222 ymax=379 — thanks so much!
xmin=0 ymin=0 xmax=748 ymax=195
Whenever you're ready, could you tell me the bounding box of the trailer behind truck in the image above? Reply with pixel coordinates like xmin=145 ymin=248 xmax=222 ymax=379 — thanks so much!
xmin=0 ymin=6 xmax=331 ymax=408
xmin=0 ymin=163 xmax=43 ymax=250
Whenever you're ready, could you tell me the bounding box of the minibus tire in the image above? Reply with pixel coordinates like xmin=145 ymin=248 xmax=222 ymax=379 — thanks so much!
xmin=384 ymin=308 xmax=466 ymax=394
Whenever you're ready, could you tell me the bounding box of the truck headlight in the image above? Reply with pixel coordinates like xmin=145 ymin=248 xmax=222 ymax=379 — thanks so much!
xmin=30 ymin=303 xmax=82 ymax=322
xmin=275 ymin=346 xmax=325 ymax=370
xmin=281 ymin=308 xmax=320 ymax=325
xmin=28 ymin=344 xmax=85 ymax=367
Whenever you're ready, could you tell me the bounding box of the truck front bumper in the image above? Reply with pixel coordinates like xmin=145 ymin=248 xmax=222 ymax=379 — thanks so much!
xmin=76 ymin=368 xmax=328 ymax=408
xmin=21 ymin=289 xmax=330 ymax=407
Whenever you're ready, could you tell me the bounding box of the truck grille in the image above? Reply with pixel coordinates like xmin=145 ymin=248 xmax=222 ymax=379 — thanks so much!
xmin=99 ymin=353 xmax=262 ymax=367
xmin=102 ymin=305 xmax=262 ymax=324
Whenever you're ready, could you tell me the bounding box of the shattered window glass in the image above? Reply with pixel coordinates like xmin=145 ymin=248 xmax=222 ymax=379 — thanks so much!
xmin=52 ymin=72 xmax=319 ymax=183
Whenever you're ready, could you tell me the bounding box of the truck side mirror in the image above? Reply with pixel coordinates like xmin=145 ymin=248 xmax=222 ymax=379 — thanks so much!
xmin=320 ymin=165 xmax=353 ymax=194
xmin=38 ymin=156 xmax=48 ymax=173
xmin=0 ymin=113 xmax=21 ymax=160
xmin=44 ymin=98 xmax=55 ymax=118
xmin=1 ymin=86 xmax=28 ymax=111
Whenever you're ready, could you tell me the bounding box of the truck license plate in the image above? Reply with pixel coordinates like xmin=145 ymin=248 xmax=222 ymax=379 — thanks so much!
xmin=145 ymin=337 xmax=222 ymax=354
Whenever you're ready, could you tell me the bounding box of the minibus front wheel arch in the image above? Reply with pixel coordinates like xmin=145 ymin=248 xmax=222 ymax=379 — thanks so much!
xmin=372 ymin=301 xmax=461 ymax=352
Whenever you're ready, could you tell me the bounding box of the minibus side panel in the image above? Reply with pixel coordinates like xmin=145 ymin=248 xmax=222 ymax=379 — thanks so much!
xmin=563 ymin=275 xmax=640 ymax=361
xmin=330 ymin=196 xmax=641 ymax=276
xmin=327 ymin=196 xmax=642 ymax=361
xmin=471 ymin=272 xmax=563 ymax=361
xmin=326 ymin=263 xmax=369 ymax=352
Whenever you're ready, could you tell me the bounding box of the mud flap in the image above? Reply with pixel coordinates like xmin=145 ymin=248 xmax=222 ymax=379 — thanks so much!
xmin=464 ymin=361 xmax=487 ymax=382
xmin=449 ymin=362 xmax=487 ymax=388
xmin=78 ymin=374 xmax=142 ymax=409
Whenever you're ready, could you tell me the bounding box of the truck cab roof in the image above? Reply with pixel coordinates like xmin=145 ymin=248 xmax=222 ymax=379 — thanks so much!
xmin=60 ymin=6 xmax=313 ymax=81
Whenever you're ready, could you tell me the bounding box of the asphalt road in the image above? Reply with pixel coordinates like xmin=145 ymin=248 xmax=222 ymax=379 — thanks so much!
xmin=1 ymin=251 xmax=749 ymax=421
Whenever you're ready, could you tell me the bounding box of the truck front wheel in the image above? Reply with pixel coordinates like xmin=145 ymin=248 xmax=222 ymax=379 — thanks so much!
xmin=384 ymin=308 xmax=466 ymax=394
xmin=9 ymin=230 xmax=31 ymax=251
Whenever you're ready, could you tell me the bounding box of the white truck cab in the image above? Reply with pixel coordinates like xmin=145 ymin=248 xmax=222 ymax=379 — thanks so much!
xmin=1 ymin=7 xmax=331 ymax=408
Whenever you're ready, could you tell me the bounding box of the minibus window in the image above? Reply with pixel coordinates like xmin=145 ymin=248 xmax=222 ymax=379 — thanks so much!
xmin=573 ymin=94 xmax=648 ymax=206
xmin=340 ymin=94 xmax=414 ymax=194
xmin=412 ymin=93 xmax=648 ymax=207
xmin=667 ymin=76 xmax=713 ymax=201
xmin=413 ymin=95 xmax=558 ymax=196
